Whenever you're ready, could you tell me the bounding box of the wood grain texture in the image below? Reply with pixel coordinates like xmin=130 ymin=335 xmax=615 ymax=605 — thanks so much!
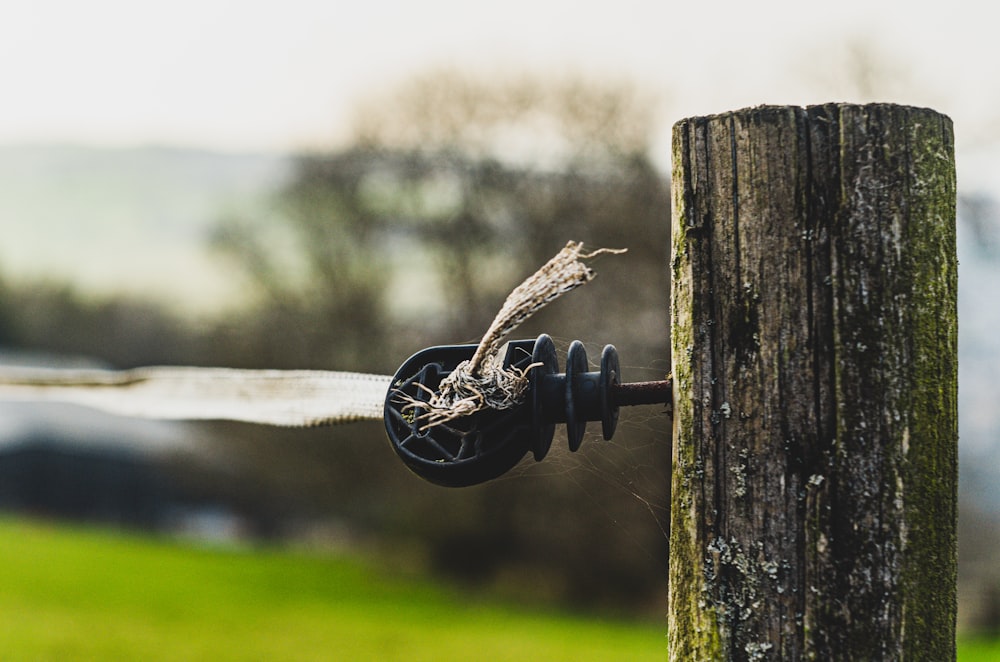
xmin=668 ymin=104 xmax=957 ymax=660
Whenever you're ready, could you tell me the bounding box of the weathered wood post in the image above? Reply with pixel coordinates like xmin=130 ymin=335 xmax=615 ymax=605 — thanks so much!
xmin=668 ymin=104 xmax=957 ymax=660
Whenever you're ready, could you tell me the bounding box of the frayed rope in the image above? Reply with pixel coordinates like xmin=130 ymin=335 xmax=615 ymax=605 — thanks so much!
xmin=403 ymin=241 xmax=626 ymax=428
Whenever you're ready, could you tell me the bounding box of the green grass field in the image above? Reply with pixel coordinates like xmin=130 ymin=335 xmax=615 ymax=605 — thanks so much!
xmin=0 ymin=516 xmax=996 ymax=661
xmin=0 ymin=517 xmax=665 ymax=660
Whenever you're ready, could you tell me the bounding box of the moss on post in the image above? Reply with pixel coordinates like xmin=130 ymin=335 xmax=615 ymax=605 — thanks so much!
xmin=668 ymin=104 xmax=957 ymax=660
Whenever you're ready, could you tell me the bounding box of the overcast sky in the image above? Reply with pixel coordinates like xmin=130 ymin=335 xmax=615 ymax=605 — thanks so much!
xmin=2 ymin=0 xmax=998 ymax=314
xmin=2 ymin=0 xmax=997 ymax=159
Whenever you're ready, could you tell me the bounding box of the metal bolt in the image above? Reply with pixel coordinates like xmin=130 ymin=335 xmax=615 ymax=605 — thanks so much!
xmin=611 ymin=379 xmax=672 ymax=407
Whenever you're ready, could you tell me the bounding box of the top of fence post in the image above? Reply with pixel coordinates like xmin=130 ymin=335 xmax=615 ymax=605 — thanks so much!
xmin=668 ymin=103 xmax=957 ymax=660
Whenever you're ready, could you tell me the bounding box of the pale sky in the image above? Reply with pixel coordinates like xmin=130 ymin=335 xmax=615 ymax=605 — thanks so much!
xmin=2 ymin=0 xmax=999 ymax=314
xmin=2 ymin=0 xmax=997 ymax=155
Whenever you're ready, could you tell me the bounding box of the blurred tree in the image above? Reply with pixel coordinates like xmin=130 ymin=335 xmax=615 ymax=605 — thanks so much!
xmin=209 ymin=69 xmax=672 ymax=614
xmin=0 ymin=276 xmax=13 ymax=345
xmin=353 ymin=69 xmax=658 ymax=161
xmin=208 ymin=154 xmax=391 ymax=372
xmin=2 ymin=283 xmax=197 ymax=368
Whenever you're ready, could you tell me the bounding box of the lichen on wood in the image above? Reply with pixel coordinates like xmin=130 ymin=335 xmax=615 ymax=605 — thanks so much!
xmin=668 ymin=104 xmax=957 ymax=661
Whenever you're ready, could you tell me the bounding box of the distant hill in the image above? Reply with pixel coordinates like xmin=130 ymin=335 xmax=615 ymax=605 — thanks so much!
xmin=0 ymin=144 xmax=291 ymax=313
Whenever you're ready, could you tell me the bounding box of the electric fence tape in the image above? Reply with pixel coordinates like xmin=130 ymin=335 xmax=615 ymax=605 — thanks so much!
xmin=0 ymin=241 xmax=622 ymax=428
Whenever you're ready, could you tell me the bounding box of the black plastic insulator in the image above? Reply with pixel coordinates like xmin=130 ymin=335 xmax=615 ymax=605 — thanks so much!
xmin=530 ymin=334 xmax=558 ymax=462
xmin=384 ymin=334 xmax=666 ymax=487
xmin=383 ymin=340 xmax=535 ymax=488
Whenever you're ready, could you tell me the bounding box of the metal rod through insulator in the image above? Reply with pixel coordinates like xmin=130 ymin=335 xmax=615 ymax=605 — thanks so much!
xmin=611 ymin=379 xmax=672 ymax=407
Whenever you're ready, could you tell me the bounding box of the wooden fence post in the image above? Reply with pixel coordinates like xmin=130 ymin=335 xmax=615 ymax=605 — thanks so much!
xmin=668 ymin=104 xmax=957 ymax=660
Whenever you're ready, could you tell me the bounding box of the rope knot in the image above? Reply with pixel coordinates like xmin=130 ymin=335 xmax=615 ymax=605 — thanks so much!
xmin=409 ymin=241 xmax=626 ymax=428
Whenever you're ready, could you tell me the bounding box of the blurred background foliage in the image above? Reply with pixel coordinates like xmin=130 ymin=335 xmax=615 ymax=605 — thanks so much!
xmin=0 ymin=70 xmax=673 ymax=617
xmin=3 ymin=63 xmax=1000 ymax=634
